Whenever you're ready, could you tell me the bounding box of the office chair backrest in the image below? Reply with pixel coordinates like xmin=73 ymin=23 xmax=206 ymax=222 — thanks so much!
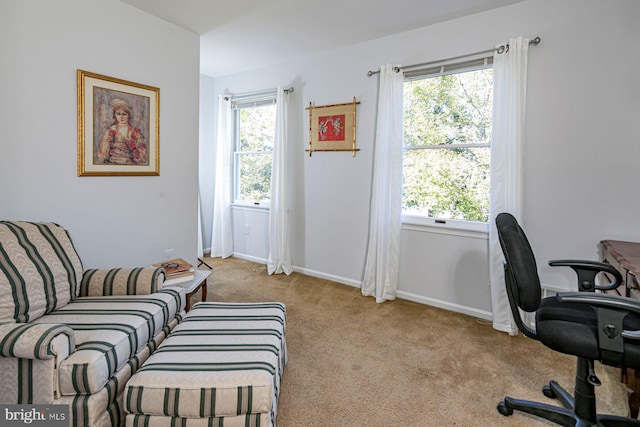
xmin=495 ymin=213 xmax=543 ymax=338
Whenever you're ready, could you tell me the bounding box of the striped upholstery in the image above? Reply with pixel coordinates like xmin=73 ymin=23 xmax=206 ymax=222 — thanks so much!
xmin=0 ymin=322 xmax=74 ymax=359
xmin=125 ymin=302 xmax=287 ymax=427
xmin=126 ymin=413 xmax=266 ymax=427
xmin=0 ymin=297 xmax=184 ymax=427
xmin=33 ymin=288 xmax=184 ymax=395
xmin=80 ymin=268 xmax=165 ymax=297
xmin=0 ymin=352 xmax=61 ymax=404
xmin=0 ymin=220 xmax=187 ymax=426
xmin=55 ymin=315 xmax=181 ymax=427
xmin=0 ymin=221 xmax=83 ymax=324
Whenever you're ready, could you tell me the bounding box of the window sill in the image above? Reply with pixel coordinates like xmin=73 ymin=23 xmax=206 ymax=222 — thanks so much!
xmin=231 ymin=202 xmax=270 ymax=212
xmin=402 ymin=214 xmax=489 ymax=239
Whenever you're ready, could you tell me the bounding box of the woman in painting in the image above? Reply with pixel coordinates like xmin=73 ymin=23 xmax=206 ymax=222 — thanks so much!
xmin=97 ymin=98 xmax=147 ymax=165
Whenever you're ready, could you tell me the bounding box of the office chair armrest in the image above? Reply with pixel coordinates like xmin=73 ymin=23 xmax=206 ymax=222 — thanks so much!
xmin=548 ymin=259 xmax=622 ymax=292
xmin=622 ymin=330 xmax=640 ymax=341
xmin=556 ymin=292 xmax=640 ymax=315
xmin=557 ymin=292 xmax=640 ymax=356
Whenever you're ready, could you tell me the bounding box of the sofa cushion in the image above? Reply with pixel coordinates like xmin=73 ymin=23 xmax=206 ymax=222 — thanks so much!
xmin=0 ymin=221 xmax=83 ymax=324
xmin=33 ymin=288 xmax=183 ymax=395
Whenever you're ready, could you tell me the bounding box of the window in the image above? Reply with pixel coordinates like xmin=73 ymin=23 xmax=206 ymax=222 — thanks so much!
xmin=232 ymin=99 xmax=276 ymax=205
xmin=402 ymin=61 xmax=493 ymax=228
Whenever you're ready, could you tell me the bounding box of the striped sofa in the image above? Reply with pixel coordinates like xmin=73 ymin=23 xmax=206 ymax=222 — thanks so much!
xmin=0 ymin=221 xmax=185 ymax=427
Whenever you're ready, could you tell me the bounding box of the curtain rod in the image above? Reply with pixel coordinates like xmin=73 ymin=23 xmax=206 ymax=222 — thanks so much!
xmin=224 ymin=86 xmax=294 ymax=101
xmin=367 ymin=36 xmax=541 ymax=77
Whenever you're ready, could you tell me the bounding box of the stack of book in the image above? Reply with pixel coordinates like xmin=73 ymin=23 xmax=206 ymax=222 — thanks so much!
xmin=153 ymin=258 xmax=195 ymax=285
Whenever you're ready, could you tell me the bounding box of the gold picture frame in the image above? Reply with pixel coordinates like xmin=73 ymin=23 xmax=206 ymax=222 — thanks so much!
xmin=77 ymin=70 xmax=159 ymax=176
xmin=306 ymin=97 xmax=360 ymax=156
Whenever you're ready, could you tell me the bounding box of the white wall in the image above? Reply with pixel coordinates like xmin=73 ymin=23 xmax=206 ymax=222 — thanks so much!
xmin=0 ymin=0 xmax=201 ymax=268
xmin=200 ymin=0 xmax=640 ymax=318
xmin=199 ymin=75 xmax=216 ymax=253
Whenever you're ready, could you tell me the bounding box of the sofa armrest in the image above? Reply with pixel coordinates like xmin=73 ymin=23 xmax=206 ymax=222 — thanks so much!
xmin=79 ymin=267 xmax=165 ymax=296
xmin=0 ymin=323 xmax=75 ymax=360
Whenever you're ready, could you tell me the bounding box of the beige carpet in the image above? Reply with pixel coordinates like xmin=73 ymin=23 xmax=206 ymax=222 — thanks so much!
xmin=192 ymin=257 xmax=630 ymax=426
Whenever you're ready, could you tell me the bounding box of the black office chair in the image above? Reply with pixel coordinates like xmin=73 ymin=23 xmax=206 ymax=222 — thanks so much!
xmin=495 ymin=212 xmax=640 ymax=426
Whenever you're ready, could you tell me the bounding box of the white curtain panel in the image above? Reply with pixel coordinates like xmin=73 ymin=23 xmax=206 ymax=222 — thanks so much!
xmin=489 ymin=37 xmax=530 ymax=334
xmin=210 ymin=95 xmax=233 ymax=258
xmin=362 ymin=64 xmax=404 ymax=303
xmin=267 ymin=86 xmax=293 ymax=275
xmin=197 ymin=191 xmax=204 ymax=258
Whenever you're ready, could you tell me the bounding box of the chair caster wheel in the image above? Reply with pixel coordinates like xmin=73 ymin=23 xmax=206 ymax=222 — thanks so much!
xmin=497 ymin=401 xmax=513 ymax=416
xmin=543 ymin=384 xmax=555 ymax=399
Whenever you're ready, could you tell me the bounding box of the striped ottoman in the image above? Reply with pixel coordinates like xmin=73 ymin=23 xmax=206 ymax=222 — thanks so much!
xmin=124 ymin=302 xmax=287 ymax=427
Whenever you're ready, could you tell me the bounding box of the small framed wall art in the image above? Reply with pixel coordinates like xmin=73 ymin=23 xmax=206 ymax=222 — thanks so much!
xmin=77 ymin=70 xmax=160 ymax=176
xmin=306 ymin=97 xmax=360 ymax=156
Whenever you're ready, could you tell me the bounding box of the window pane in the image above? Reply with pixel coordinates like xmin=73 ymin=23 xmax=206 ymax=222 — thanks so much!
xmin=404 ymin=68 xmax=493 ymax=147
xmin=402 ymin=66 xmax=493 ymax=224
xmin=236 ymin=153 xmax=272 ymax=202
xmin=402 ymin=147 xmax=490 ymax=222
xmin=239 ymin=104 xmax=276 ymax=152
xmin=233 ymin=101 xmax=276 ymax=204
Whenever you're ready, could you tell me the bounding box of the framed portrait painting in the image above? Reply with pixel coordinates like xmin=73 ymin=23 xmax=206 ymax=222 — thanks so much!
xmin=306 ymin=97 xmax=360 ymax=156
xmin=77 ymin=70 xmax=159 ymax=176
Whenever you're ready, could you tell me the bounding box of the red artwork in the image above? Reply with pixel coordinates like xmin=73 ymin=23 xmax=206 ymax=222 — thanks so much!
xmin=318 ymin=114 xmax=345 ymax=141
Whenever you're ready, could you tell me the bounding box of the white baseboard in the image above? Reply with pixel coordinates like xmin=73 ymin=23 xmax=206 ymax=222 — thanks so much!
xmin=396 ymin=290 xmax=493 ymax=321
xmin=292 ymin=266 xmax=492 ymax=321
xmin=291 ymin=266 xmax=362 ymax=288
xmin=232 ymin=253 xmax=362 ymax=288
xmin=230 ymin=252 xmax=492 ymax=320
xmin=231 ymin=252 xmax=269 ymax=265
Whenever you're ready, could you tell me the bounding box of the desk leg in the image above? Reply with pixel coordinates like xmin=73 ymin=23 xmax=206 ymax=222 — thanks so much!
xmin=624 ymin=368 xmax=640 ymax=419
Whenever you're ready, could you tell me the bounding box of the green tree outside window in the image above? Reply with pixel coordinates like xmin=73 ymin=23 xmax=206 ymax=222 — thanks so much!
xmin=235 ymin=103 xmax=276 ymax=203
xmin=403 ymin=68 xmax=493 ymax=222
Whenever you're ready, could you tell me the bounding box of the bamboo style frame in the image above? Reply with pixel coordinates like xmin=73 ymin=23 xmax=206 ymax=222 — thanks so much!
xmin=305 ymin=97 xmax=360 ymax=156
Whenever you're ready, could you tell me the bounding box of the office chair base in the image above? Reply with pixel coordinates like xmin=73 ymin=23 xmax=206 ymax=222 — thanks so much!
xmin=498 ymin=383 xmax=640 ymax=426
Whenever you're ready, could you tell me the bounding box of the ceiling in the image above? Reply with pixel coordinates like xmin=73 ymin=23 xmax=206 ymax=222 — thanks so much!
xmin=120 ymin=0 xmax=523 ymax=78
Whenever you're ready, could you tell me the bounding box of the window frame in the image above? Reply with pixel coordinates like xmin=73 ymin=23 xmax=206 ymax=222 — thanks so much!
xmin=401 ymin=59 xmax=494 ymax=234
xmin=231 ymin=96 xmax=277 ymax=208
